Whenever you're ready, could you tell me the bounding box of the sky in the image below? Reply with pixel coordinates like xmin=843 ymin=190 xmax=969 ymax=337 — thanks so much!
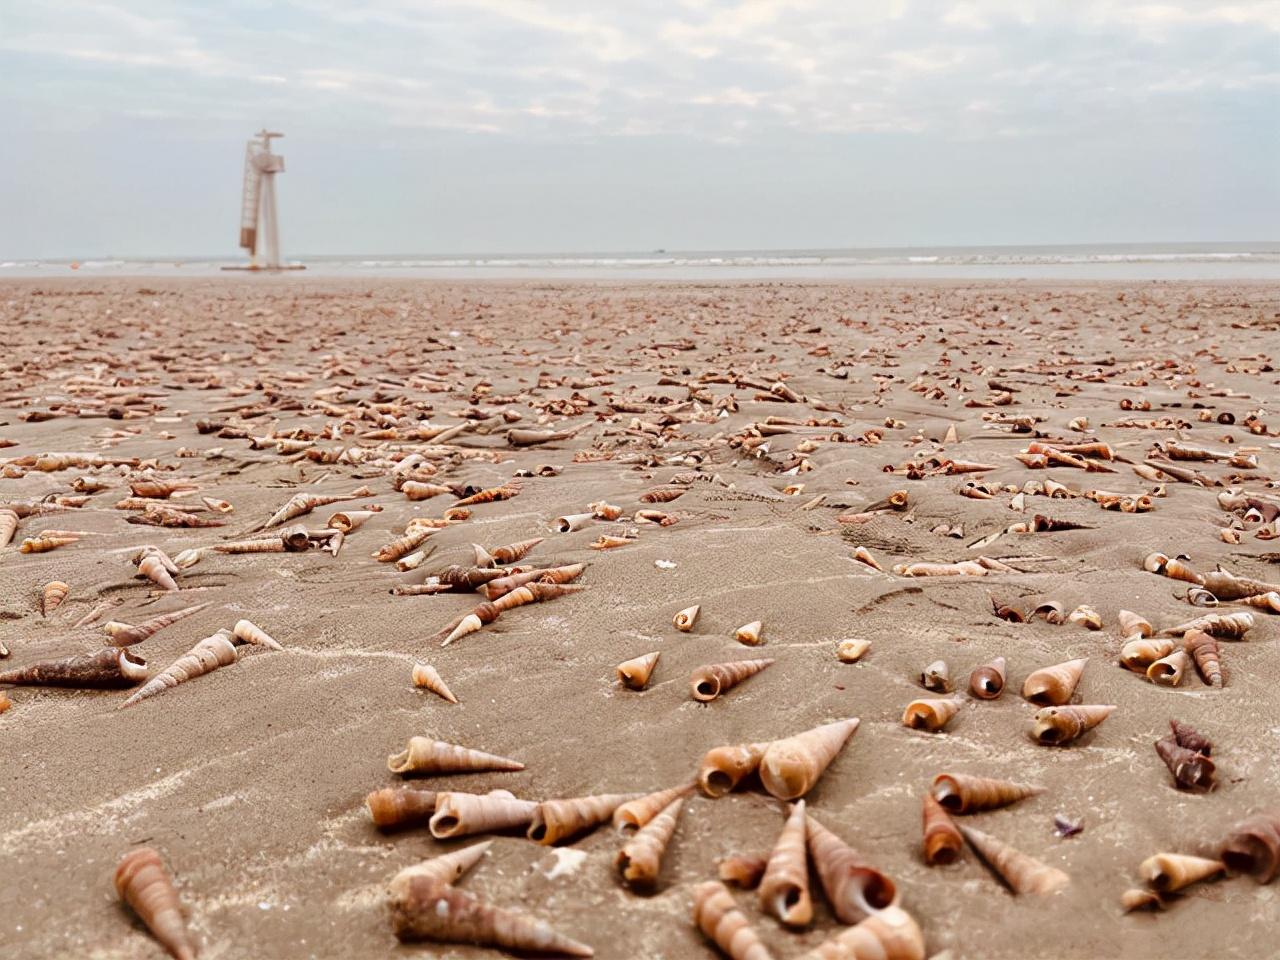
xmin=2 ymin=0 xmax=1278 ymax=258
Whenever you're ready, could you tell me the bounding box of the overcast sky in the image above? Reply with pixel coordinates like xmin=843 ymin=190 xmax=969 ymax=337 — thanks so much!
xmin=3 ymin=1 xmax=1278 ymax=258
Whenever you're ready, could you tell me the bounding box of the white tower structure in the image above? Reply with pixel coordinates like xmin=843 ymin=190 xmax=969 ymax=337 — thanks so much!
xmin=228 ymin=129 xmax=302 ymax=271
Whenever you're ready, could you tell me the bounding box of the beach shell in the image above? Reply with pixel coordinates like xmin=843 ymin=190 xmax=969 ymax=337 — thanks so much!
xmin=698 ymin=743 xmax=769 ymax=798
xmin=1154 ymin=736 xmax=1216 ymax=791
xmin=0 ymin=647 xmax=147 ymax=689
xmin=616 ymin=651 xmax=660 ymax=690
xmin=0 ymin=692 xmax=9 ymax=713
xmin=734 ymin=621 xmax=764 ymax=646
xmin=556 ymin=512 xmax=596 ymax=533
xmin=231 ymin=619 xmax=282 ymax=651
xmin=389 ymin=867 xmax=591 ymax=956
xmin=477 ymin=537 xmax=544 ymax=567
xmin=1118 ymin=610 xmax=1153 ymax=637
xmin=640 ymin=487 xmax=684 ymax=503
xmin=931 ymin=773 xmax=1043 ymax=814
xmin=529 ymin=793 xmax=638 ymax=845
xmin=1162 ymin=611 xmax=1253 ymax=640
xmin=851 ymin=546 xmax=883 ymax=571
xmin=1021 ymin=658 xmax=1087 ymax=706
xmin=327 ymin=509 xmax=377 ymax=533
xmin=1201 ymin=569 xmax=1280 ymax=601
xmin=960 ymin=825 xmax=1069 ymax=895
xmin=137 ymin=554 xmax=178 ymax=592
xmin=1169 ymin=719 xmax=1213 ymax=755
xmin=114 ymin=848 xmax=197 ymax=960
xmin=1121 ymin=888 xmax=1164 ymax=912
xmin=1030 ymin=704 xmax=1115 ymax=746
xmin=759 ymin=800 xmax=812 ymax=926
xmin=760 ymin=718 xmax=861 ymax=800
xmin=1032 ymin=600 xmax=1065 ymax=624
xmin=263 ymin=486 xmax=372 ymax=528
xmin=590 ymin=501 xmax=623 ymax=521
xmin=373 ymin=529 xmax=435 ymax=564
xmin=429 ymin=790 xmax=538 ymax=839
xmin=613 ymin=782 xmax=695 ymax=833
xmin=1147 ymin=649 xmax=1190 ymax=686
xmin=795 ymin=906 xmax=926 ymax=960
xmin=902 ymin=698 xmax=960 ymax=732
xmin=1120 ymin=637 xmax=1174 ymax=672
xmin=439 ymin=604 xmax=500 ymax=647
xmin=1140 ymin=853 xmax=1225 ymax=892
xmin=1220 ymin=810 xmax=1280 ymax=883
xmin=130 ymin=478 xmax=198 ymax=499
xmin=692 ymin=881 xmax=775 ymax=960
xmin=922 ymin=795 xmax=964 ymax=866
xmin=121 ymin=630 xmax=241 ymax=708
xmin=390 ymin=841 xmax=490 ymax=888
xmin=690 ymin=659 xmax=775 ymax=702
xmin=366 ymin=787 xmax=437 ymax=829
xmin=919 ymin=660 xmax=951 ymax=693
xmin=836 ymin=639 xmax=870 ymax=663
xmin=40 ymin=581 xmax=69 ymax=617
xmin=806 ymin=814 xmax=897 ymax=922
xmin=719 ymin=856 xmax=768 ymax=889
xmin=968 ymin=656 xmax=1006 ymax=699
xmin=213 ymin=538 xmax=286 ymax=556
xmin=1067 ymin=605 xmax=1102 ymax=630
xmin=617 ymin=797 xmax=683 ymax=890
xmin=0 ymin=509 xmax=17 ymax=546
xmin=411 ymin=663 xmax=458 ymax=703
xmin=388 ymin=737 xmax=523 ymax=776
xmin=20 ymin=534 xmax=80 ymax=554
xmin=1183 ymin=630 xmax=1223 ymax=687
xmin=673 ymin=604 xmax=701 ymax=631
xmin=401 ymin=481 xmax=451 ymax=501
xmin=103 ymin=603 xmax=210 ymax=648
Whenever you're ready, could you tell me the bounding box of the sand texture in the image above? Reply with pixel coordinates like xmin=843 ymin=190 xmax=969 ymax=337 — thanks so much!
xmin=1 ymin=278 xmax=1279 ymax=959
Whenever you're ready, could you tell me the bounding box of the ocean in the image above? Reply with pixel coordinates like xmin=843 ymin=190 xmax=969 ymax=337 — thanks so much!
xmin=3 ymin=242 xmax=1279 ymax=280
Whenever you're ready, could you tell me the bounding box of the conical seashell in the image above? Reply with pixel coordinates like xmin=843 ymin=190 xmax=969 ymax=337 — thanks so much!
xmin=760 ymin=718 xmax=861 ymax=800
xmin=20 ymin=534 xmax=80 ymax=553
xmin=1140 ymin=853 xmax=1224 ymax=892
xmin=1182 ymin=630 xmax=1223 ymax=687
xmin=1170 ymin=719 xmax=1213 ymax=755
xmin=1121 ymin=888 xmax=1164 ymax=912
xmin=373 ymin=528 xmax=435 ymax=563
xmin=735 ymin=621 xmax=764 ymax=646
xmin=616 ymin=651 xmax=660 ymax=690
xmin=263 ymin=486 xmax=371 ymax=528
xmin=1118 ymin=610 xmax=1153 ymax=637
xmin=121 ymin=630 xmax=241 ymax=708
xmin=40 ymin=581 xmax=69 ymax=617
xmin=231 ymin=619 xmax=282 ymax=651
xmin=529 ymin=793 xmax=638 ymax=845
xmin=1030 ymin=705 xmax=1116 ymax=746
xmin=613 ymin=782 xmax=695 ymax=833
xmin=137 ymin=554 xmax=178 ymax=591
xmin=794 ymin=906 xmax=925 ymax=960
xmin=327 ymin=509 xmax=377 ymax=533
xmin=719 ymin=856 xmax=768 ymax=889
xmin=478 ymin=562 xmax=585 ymax=600
xmin=387 ymin=737 xmax=523 ymax=776
xmin=692 ymin=880 xmax=775 ymax=960
xmin=1032 ymin=600 xmax=1065 ymax=624
xmin=902 ymin=698 xmax=960 ymax=732
xmin=851 ymin=546 xmax=883 ymax=571
xmin=366 ymin=787 xmax=437 ymax=829
xmin=0 ymin=647 xmax=147 ymax=689
xmin=616 ymin=796 xmax=683 ymax=890
xmin=931 ymin=772 xmax=1043 ymax=814
xmin=389 ymin=865 xmax=592 ymax=956
xmin=1161 ymin=611 xmax=1253 ymax=640
xmin=1021 ymin=658 xmax=1088 ymax=706
xmin=103 ymin=602 xmax=211 ymax=647
xmin=1201 ymin=569 xmax=1280 ymax=601
xmin=969 ymin=656 xmax=1006 ymax=699
xmin=429 ymin=790 xmax=538 ymax=839
xmin=835 ymin=639 xmax=870 ymax=663
xmin=960 ymin=825 xmax=1068 ymax=895
xmin=590 ymin=501 xmax=623 ymax=520
xmin=922 ymin=795 xmax=963 ymax=866
xmin=698 ymin=743 xmax=769 ymax=798
xmin=556 ymin=512 xmax=596 ymax=533
xmin=390 ymin=841 xmax=491 ymax=888
xmin=919 ymin=660 xmax=951 ymax=693
xmin=114 ymin=848 xmax=197 ymax=960
xmin=690 ymin=659 xmax=775 ymax=702
xmin=1154 ymin=736 xmax=1216 ymax=791
xmin=485 ymin=538 xmax=544 ymax=565
xmin=0 ymin=509 xmax=17 ymax=546
xmin=806 ymin=814 xmax=897 ymax=922
xmin=439 ymin=604 xmax=500 ymax=647
xmin=1120 ymin=637 xmax=1174 ymax=672
xmin=411 ymin=663 xmax=458 ymax=703
xmin=1147 ymin=649 xmax=1190 ymax=686
xmin=673 ymin=604 xmax=700 ymax=631
xmin=759 ymin=800 xmax=812 ymax=926
xmin=1067 ymin=605 xmax=1102 ymax=630
xmin=1220 ymin=810 xmax=1280 ymax=883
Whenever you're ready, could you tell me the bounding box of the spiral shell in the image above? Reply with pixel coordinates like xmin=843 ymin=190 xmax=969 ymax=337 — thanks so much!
xmin=0 ymin=647 xmax=147 ymax=689
xmin=616 ymin=651 xmax=660 ymax=690
xmin=902 ymin=698 xmax=960 ymax=732
xmin=1182 ymin=630 xmax=1223 ymax=687
xmin=1030 ymin=704 xmax=1115 ymax=746
xmin=959 ymin=824 xmax=1069 ymax=895
xmin=1067 ymin=605 xmax=1102 ymax=630
xmin=1220 ymin=810 xmax=1280 ymax=883
xmin=922 ymin=794 xmax=963 ymax=866
xmin=719 ymin=856 xmax=767 ymax=889
xmin=1140 ymin=853 xmax=1224 ymax=892
xmin=529 ymin=793 xmax=638 ymax=845
xmin=692 ymin=881 xmax=775 ymax=960
xmin=760 ymin=718 xmax=861 ymax=800
xmin=919 ymin=660 xmax=951 ymax=692
xmin=806 ymin=814 xmax=897 ymax=922
xmin=796 ymin=906 xmax=925 ymax=960
xmin=698 ymin=743 xmax=769 ymax=798
xmin=969 ymin=657 xmax=1006 ymax=699
xmin=1154 ymin=736 xmax=1215 ymax=791
xmin=1118 ymin=609 xmax=1153 ymax=637
xmin=556 ymin=512 xmax=596 ymax=533
xmin=690 ymin=659 xmax=775 ymax=702
xmin=673 ymin=604 xmax=701 ymax=631
xmin=39 ymin=581 xmax=69 ymax=617
xmin=411 ymin=663 xmax=458 ymax=703
xmin=429 ymin=790 xmax=538 ymax=839
xmin=1021 ymin=658 xmax=1087 ymax=706
xmin=121 ymin=630 xmax=240 ymax=708
xmin=387 ymin=737 xmax=523 ymax=776
xmin=103 ymin=603 xmax=211 ymax=647
xmin=1147 ymin=649 xmax=1190 ymax=686
xmin=1120 ymin=637 xmax=1173 ymax=672
xmin=734 ymin=620 xmax=764 ymax=646
xmin=613 ymin=782 xmax=695 ymax=833
xmin=0 ymin=509 xmax=17 ymax=547
xmin=231 ymin=619 xmax=283 ymax=651
xmin=114 ymin=848 xmax=197 ymax=960
xmin=759 ymin=800 xmax=812 ymax=926
xmin=366 ymin=788 xmax=437 ymax=829
xmin=931 ymin=773 xmax=1043 ymax=814
xmin=617 ymin=796 xmax=683 ymax=890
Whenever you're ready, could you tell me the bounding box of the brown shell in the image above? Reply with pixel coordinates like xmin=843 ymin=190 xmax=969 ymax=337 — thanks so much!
xmin=40 ymin=581 xmax=69 ymax=617
xmin=759 ymin=800 xmax=812 ymax=926
xmin=1118 ymin=609 xmax=1153 ymax=637
xmin=673 ymin=604 xmax=701 ymax=631
xmin=528 ymin=793 xmax=638 ymax=845
xmin=486 ymin=537 xmax=544 ymax=565
xmin=640 ymin=487 xmax=684 ymax=503
xmin=968 ymin=656 xmax=1006 ymax=699
xmin=795 ymin=906 xmax=925 ymax=960
xmin=114 ymin=847 xmax=197 ymax=960
xmin=901 ymin=698 xmax=959 ymax=732
xmin=719 ymin=856 xmax=768 ymax=889
xmin=1140 ymin=853 xmax=1224 ymax=892
xmin=806 ymin=814 xmax=897 ymax=922
xmin=734 ymin=621 xmax=764 ymax=645
xmin=760 ymin=718 xmax=861 ymax=800
xmin=1220 ymin=810 xmax=1280 ymax=883
xmin=612 ymin=782 xmax=695 ymax=834
xmin=1121 ymin=888 xmax=1164 ymax=912
xmin=1021 ymin=657 xmax=1087 ymax=706
xmin=919 ymin=660 xmax=951 ymax=692
xmin=0 ymin=647 xmax=147 ymax=689
xmin=616 ymin=651 xmax=660 ymax=690
xmin=1120 ymin=637 xmax=1174 ymax=672
xmin=1155 ymin=736 xmax=1216 ymax=791
xmin=1161 ymin=611 xmax=1253 ymax=640
xmin=692 ymin=881 xmax=775 ymax=960
xmin=931 ymin=773 xmax=1043 ymax=814
xmin=453 ymin=483 xmax=521 ymax=507
xmin=690 ymin=659 xmax=775 ymax=702
xmin=103 ymin=602 xmax=211 ymax=647
xmin=429 ymin=790 xmax=538 ymax=839
xmin=121 ymin=630 xmax=240 ymax=708
xmin=390 ymin=842 xmax=490 ymax=887
xmin=616 ymin=797 xmax=683 ymax=890
xmin=387 ymin=737 xmax=523 ymax=776
xmin=698 ymin=743 xmax=769 ymax=798
xmin=959 ymin=824 xmax=1069 ymax=895
xmin=366 ymin=788 xmax=437 ymax=829
xmin=1031 ymin=704 xmax=1115 ymax=746
xmin=373 ymin=528 xmax=435 ymax=563
xmin=922 ymin=795 xmax=963 ymax=866
xmin=1182 ymin=630 xmax=1223 ymax=687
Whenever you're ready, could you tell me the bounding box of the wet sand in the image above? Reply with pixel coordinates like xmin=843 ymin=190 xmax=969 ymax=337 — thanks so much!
xmin=1 ymin=278 xmax=1278 ymax=959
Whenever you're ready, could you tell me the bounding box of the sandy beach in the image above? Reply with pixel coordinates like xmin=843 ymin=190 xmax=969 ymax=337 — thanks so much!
xmin=2 ymin=277 xmax=1279 ymax=960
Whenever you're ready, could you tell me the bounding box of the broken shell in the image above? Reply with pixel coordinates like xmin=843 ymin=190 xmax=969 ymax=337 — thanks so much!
xmin=959 ymin=825 xmax=1069 ymax=895
xmin=1140 ymin=853 xmax=1225 ymax=892
xmin=617 ymin=796 xmax=684 ymax=891
xmin=760 ymin=718 xmax=861 ymax=801
xmin=1162 ymin=611 xmax=1253 ymax=640
xmin=719 ymin=856 xmax=768 ymax=890
xmin=919 ymin=660 xmax=952 ymax=693
xmin=40 ymin=581 xmax=69 ymax=617
xmin=969 ymin=657 xmax=1006 ymax=699
xmin=1118 ymin=610 xmax=1153 ymax=637
xmin=114 ymin=848 xmax=197 ymax=960
xmin=0 ymin=647 xmax=147 ymax=689
xmin=411 ymin=663 xmax=458 ymax=703
xmin=1182 ymin=630 xmax=1223 ymax=687
xmin=1154 ymin=736 xmax=1216 ymax=791
xmin=922 ymin=794 xmax=964 ymax=866
xmin=1021 ymin=658 xmax=1088 ymax=706
xmin=390 ymin=841 xmax=490 ymax=887
xmin=589 ymin=501 xmax=623 ymax=520
xmin=1031 ymin=705 xmax=1116 ymax=746
xmin=616 ymin=651 xmax=660 ymax=690
xmin=556 ymin=512 xmax=596 ymax=533
xmin=673 ymin=604 xmax=701 ymax=631
xmin=734 ymin=620 xmax=764 ymax=646
xmin=1120 ymin=637 xmax=1174 ymax=672
xmin=120 ymin=630 xmax=241 ymax=708
xmin=692 ymin=880 xmax=774 ymax=960
xmin=1147 ymin=649 xmax=1190 ymax=686
xmin=231 ymin=619 xmax=282 ymax=651
xmin=1067 ymin=605 xmax=1102 ymax=630
xmin=1220 ymin=810 xmax=1280 ymax=883
xmin=902 ymin=698 xmax=960 ymax=732
xmin=698 ymin=743 xmax=769 ymax=798
xmin=806 ymin=814 xmax=897 ymax=922
xmin=1121 ymin=888 xmax=1164 ymax=912
xmin=327 ymin=509 xmax=377 ymax=533
xmin=387 ymin=737 xmax=523 ymax=776
xmin=931 ymin=773 xmax=1043 ymax=814
xmin=835 ymin=639 xmax=870 ymax=663
xmin=0 ymin=509 xmax=17 ymax=546
xmin=366 ymin=788 xmax=437 ymax=829
xmin=1032 ymin=600 xmax=1065 ymax=624
xmin=759 ymin=800 xmax=812 ymax=927
xmin=137 ymin=554 xmax=178 ymax=591
xmin=429 ymin=790 xmax=538 ymax=839
xmin=690 ymin=659 xmax=775 ymax=702
xmin=529 ymin=793 xmax=638 ymax=845
xmin=612 ymin=782 xmax=695 ymax=834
